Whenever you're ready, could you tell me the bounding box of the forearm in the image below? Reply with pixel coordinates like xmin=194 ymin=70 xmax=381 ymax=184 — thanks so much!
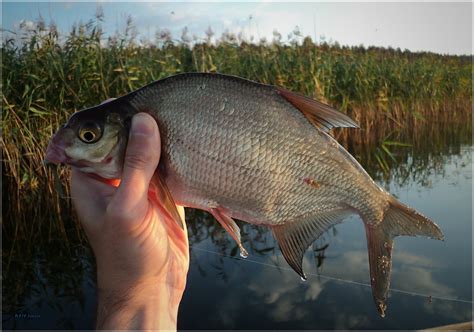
xmin=96 ymin=280 xmax=183 ymax=330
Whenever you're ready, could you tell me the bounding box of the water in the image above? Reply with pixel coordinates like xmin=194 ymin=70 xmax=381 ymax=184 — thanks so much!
xmin=3 ymin=136 xmax=472 ymax=329
xmin=179 ymin=145 xmax=472 ymax=329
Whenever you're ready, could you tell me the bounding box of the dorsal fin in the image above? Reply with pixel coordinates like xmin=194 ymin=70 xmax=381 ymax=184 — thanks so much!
xmin=272 ymin=208 xmax=353 ymax=279
xmin=276 ymin=87 xmax=359 ymax=132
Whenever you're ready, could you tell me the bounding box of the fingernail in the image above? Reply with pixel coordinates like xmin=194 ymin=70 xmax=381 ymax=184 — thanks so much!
xmin=131 ymin=113 xmax=154 ymax=136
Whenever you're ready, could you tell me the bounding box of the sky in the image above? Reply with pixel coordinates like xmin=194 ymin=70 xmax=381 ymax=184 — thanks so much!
xmin=1 ymin=1 xmax=472 ymax=55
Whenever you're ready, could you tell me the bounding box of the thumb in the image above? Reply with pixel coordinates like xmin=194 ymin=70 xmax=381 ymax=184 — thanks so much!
xmin=111 ymin=113 xmax=161 ymax=215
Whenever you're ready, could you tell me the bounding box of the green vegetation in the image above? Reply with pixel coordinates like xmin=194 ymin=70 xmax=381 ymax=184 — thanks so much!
xmin=2 ymin=17 xmax=472 ymax=274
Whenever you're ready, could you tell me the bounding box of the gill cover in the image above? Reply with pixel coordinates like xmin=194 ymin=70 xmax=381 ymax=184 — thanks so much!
xmin=45 ymin=97 xmax=137 ymax=178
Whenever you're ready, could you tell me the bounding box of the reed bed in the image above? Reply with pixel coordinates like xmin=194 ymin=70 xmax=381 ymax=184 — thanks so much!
xmin=2 ymin=18 xmax=472 ymax=258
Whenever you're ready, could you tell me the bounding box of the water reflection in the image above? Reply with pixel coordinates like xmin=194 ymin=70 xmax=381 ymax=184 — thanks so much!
xmin=181 ymin=132 xmax=472 ymax=329
xmin=2 ymin=241 xmax=96 ymax=330
xmin=3 ymin=121 xmax=472 ymax=329
xmin=312 ymin=242 xmax=329 ymax=271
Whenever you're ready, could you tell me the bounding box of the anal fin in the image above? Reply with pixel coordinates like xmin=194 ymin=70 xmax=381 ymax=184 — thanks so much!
xmin=210 ymin=208 xmax=248 ymax=258
xmin=272 ymin=209 xmax=352 ymax=279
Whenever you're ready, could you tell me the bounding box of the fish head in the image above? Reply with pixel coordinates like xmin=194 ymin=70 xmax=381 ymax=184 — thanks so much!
xmin=45 ymin=99 xmax=134 ymax=179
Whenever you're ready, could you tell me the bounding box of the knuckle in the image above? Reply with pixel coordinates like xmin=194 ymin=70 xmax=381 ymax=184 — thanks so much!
xmin=125 ymin=136 xmax=159 ymax=170
xmin=124 ymin=152 xmax=153 ymax=171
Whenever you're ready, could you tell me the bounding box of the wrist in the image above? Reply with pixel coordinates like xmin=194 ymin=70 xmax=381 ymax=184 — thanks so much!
xmin=96 ymin=277 xmax=184 ymax=330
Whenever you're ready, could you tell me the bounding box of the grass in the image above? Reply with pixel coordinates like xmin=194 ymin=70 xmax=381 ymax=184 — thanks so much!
xmin=1 ymin=17 xmax=472 ymax=270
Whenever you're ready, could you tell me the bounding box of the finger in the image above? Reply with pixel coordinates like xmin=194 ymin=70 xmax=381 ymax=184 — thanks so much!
xmin=169 ymin=204 xmax=189 ymax=258
xmin=111 ymin=113 xmax=160 ymax=218
xmin=71 ymin=168 xmax=117 ymax=228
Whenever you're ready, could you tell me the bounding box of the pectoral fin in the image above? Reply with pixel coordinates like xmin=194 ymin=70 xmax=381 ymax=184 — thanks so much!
xmin=276 ymin=87 xmax=359 ymax=132
xmin=210 ymin=208 xmax=248 ymax=258
xmin=150 ymin=171 xmax=184 ymax=230
xmin=272 ymin=208 xmax=352 ymax=279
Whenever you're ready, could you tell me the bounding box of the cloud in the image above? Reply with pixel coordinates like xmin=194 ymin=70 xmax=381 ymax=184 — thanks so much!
xmin=394 ymin=250 xmax=441 ymax=268
xmin=3 ymin=2 xmax=471 ymax=54
xmin=319 ymin=250 xmax=370 ymax=282
xmin=213 ymin=253 xmax=328 ymax=324
xmin=244 ymin=253 xmax=338 ymax=322
xmin=309 ymin=247 xmax=456 ymax=301
xmin=395 ymin=267 xmax=455 ymax=298
xmin=18 ymin=20 xmax=36 ymax=31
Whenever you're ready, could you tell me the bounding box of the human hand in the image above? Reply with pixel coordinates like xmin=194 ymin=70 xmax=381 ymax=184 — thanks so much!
xmin=71 ymin=112 xmax=189 ymax=330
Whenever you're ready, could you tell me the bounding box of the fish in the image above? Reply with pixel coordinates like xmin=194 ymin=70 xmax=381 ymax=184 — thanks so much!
xmin=45 ymin=72 xmax=443 ymax=316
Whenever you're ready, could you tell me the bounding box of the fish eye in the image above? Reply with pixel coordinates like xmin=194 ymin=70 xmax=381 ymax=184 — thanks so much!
xmin=78 ymin=122 xmax=102 ymax=144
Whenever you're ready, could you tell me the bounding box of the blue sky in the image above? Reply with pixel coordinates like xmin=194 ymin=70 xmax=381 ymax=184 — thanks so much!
xmin=2 ymin=1 xmax=472 ymax=55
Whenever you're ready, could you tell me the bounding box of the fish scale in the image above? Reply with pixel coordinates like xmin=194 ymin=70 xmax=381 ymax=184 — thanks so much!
xmin=138 ymin=76 xmax=380 ymax=225
xmin=45 ymin=72 xmax=444 ymax=316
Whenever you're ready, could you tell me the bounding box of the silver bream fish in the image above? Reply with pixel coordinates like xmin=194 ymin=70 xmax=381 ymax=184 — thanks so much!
xmin=45 ymin=73 xmax=443 ymax=316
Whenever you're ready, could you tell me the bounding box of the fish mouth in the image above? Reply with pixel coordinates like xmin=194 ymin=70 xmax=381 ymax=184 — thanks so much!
xmin=44 ymin=127 xmax=76 ymax=165
xmin=44 ymin=141 xmax=91 ymax=168
xmin=44 ymin=141 xmax=69 ymax=165
xmin=45 ymin=144 xmax=101 ymax=170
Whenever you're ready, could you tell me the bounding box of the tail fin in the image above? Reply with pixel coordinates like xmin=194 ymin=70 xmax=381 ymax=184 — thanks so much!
xmin=365 ymin=197 xmax=443 ymax=317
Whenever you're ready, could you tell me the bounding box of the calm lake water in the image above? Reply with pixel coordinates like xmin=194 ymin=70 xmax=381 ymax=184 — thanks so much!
xmin=3 ymin=130 xmax=472 ymax=329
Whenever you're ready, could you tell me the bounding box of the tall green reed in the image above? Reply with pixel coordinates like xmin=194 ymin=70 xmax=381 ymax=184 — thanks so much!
xmin=1 ymin=17 xmax=471 ymax=254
